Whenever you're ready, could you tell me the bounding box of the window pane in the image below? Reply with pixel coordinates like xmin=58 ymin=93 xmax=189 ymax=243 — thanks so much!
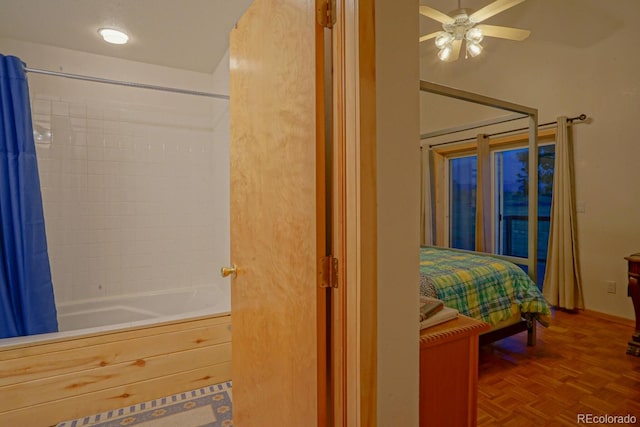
xmin=497 ymin=148 xmax=528 ymax=258
xmin=449 ymin=156 xmax=477 ymax=250
xmin=494 ymin=145 xmax=555 ymax=288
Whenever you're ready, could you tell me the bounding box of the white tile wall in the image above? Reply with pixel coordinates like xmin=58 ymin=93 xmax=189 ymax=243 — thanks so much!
xmin=0 ymin=38 xmax=232 ymax=307
xmin=34 ymin=96 xmax=228 ymax=303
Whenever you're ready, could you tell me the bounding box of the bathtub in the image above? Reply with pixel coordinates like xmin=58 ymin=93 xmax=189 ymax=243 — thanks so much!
xmin=56 ymin=284 xmax=231 ymax=332
xmin=0 ymin=284 xmax=232 ymax=427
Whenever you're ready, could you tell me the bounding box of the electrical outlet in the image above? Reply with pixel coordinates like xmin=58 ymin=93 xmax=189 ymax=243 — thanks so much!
xmin=606 ymin=281 xmax=616 ymax=294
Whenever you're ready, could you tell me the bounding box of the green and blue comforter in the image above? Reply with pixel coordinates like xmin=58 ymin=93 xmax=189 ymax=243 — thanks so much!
xmin=420 ymin=246 xmax=551 ymax=326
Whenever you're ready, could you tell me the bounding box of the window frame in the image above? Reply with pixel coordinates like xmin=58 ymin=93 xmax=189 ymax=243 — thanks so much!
xmin=432 ymin=129 xmax=556 ymax=269
xmin=419 ymin=80 xmax=539 ymax=281
xmin=491 ymin=139 xmax=557 ymax=258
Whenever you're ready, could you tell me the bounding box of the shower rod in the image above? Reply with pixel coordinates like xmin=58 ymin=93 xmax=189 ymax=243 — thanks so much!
xmin=24 ymin=66 xmax=230 ymax=100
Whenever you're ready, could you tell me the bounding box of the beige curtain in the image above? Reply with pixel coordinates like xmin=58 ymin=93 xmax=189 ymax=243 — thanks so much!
xmin=475 ymin=135 xmax=492 ymax=252
xmin=420 ymin=146 xmax=433 ymax=246
xmin=543 ymin=117 xmax=584 ymax=309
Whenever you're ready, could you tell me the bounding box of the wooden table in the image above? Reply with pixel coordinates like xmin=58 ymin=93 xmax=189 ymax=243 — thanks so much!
xmin=625 ymin=253 xmax=640 ymax=356
xmin=419 ymin=315 xmax=490 ymax=427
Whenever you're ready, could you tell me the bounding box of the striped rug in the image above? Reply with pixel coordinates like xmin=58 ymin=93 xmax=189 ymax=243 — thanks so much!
xmin=56 ymin=381 xmax=233 ymax=427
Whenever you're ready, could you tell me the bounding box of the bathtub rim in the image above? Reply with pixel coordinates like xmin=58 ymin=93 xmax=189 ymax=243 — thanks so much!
xmin=0 ymin=284 xmax=229 ymax=351
xmin=55 ymin=283 xmax=228 ymax=314
xmin=0 ymin=311 xmax=231 ymax=352
xmin=0 ymin=285 xmax=231 ymax=352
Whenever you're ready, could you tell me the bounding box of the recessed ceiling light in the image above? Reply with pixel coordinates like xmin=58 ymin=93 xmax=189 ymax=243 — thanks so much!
xmin=98 ymin=28 xmax=129 ymax=45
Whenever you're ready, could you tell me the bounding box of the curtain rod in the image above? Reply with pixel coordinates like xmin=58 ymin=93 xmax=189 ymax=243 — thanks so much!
xmin=426 ymin=114 xmax=587 ymax=148
xmin=24 ymin=66 xmax=230 ymax=100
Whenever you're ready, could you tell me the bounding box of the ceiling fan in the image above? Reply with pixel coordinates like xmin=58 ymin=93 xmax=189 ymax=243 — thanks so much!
xmin=420 ymin=0 xmax=531 ymax=62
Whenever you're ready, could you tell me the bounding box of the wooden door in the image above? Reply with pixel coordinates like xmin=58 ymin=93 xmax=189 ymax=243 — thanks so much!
xmin=229 ymin=0 xmax=328 ymax=425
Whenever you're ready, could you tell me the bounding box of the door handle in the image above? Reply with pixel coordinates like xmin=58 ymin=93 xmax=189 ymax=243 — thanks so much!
xmin=220 ymin=264 xmax=237 ymax=278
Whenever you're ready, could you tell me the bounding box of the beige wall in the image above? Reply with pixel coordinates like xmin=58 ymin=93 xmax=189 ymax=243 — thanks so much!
xmin=419 ymin=0 xmax=640 ymax=320
xmin=376 ymin=0 xmax=421 ymax=425
xmin=0 ymin=38 xmax=230 ymax=303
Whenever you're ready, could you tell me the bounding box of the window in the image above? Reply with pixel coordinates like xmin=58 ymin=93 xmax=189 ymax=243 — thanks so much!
xmin=433 ymin=131 xmax=557 ymax=287
xmin=494 ymin=144 xmax=555 ymax=288
xmin=449 ymin=155 xmax=477 ymax=251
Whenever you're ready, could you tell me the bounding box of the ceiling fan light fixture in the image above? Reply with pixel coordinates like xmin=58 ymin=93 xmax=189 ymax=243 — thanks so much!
xmin=419 ymin=0 xmax=531 ymax=62
xmin=434 ymin=32 xmax=454 ymax=49
xmin=466 ymin=41 xmax=483 ymax=57
xmin=438 ymin=45 xmax=453 ymax=61
xmin=465 ymin=27 xmax=484 ymax=43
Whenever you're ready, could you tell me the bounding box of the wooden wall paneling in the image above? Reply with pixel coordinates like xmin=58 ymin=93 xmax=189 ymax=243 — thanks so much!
xmin=1 ymin=363 xmax=232 ymax=427
xmin=0 ymin=313 xmax=231 ymax=359
xmin=0 ymin=314 xmax=231 ymax=427
xmin=0 ymin=322 xmax=230 ymax=386
xmin=1 ymin=343 xmax=230 ymax=412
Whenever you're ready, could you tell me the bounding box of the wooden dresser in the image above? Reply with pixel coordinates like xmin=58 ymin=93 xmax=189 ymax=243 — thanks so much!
xmin=625 ymin=253 xmax=640 ymax=356
xmin=419 ymin=315 xmax=490 ymax=427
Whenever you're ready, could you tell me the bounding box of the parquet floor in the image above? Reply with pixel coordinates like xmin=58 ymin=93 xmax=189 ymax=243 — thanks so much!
xmin=478 ymin=310 xmax=640 ymax=427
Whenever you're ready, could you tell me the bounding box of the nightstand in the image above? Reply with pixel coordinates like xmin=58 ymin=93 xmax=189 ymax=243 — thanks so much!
xmin=625 ymin=253 xmax=640 ymax=356
xmin=419 ymin=315 xmax=490 ymax=427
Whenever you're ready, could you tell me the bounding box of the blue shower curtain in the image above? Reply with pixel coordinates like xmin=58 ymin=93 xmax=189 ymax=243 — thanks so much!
xmin=0 ymin=54 xmax=58 ymax=338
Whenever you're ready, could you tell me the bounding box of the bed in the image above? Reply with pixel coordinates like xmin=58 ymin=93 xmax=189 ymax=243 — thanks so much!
xmin=420 ymin=246 xmax=551 ymax=346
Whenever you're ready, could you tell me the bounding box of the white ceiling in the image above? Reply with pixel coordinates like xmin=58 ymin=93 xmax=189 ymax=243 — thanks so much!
xmin=0 ymin=0 xmax=622 ymax=75
xmin=0 ymin=0 xmax=253 ymax=74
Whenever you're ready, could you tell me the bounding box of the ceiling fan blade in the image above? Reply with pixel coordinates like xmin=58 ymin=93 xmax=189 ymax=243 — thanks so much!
xmin=448 ymin=39 xmax=462 ymax=61
xmin=469 ymin=0 xmax=526 ymax=23
xmin=419 ymin=31 xmax=441 ymax=43
xmin=476 ymin=24 xmax=530 ymax=41
xmin=419 ymin=5 xmax=454 ymax=24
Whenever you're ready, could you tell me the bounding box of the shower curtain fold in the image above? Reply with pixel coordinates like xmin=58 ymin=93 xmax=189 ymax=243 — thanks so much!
xmin=0 ymin=54 xmax=58 ymax=338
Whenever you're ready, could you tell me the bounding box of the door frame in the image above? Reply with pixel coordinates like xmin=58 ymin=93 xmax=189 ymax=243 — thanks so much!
xmin=331 ymin=0 xmax=377 ymax=425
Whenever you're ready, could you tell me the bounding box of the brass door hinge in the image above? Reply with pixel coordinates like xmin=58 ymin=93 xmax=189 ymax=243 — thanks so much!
xmin=319 ymin=256 xmax=339 ymax=288
xmin=317 ymin=0 xmax=337 ymax=29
